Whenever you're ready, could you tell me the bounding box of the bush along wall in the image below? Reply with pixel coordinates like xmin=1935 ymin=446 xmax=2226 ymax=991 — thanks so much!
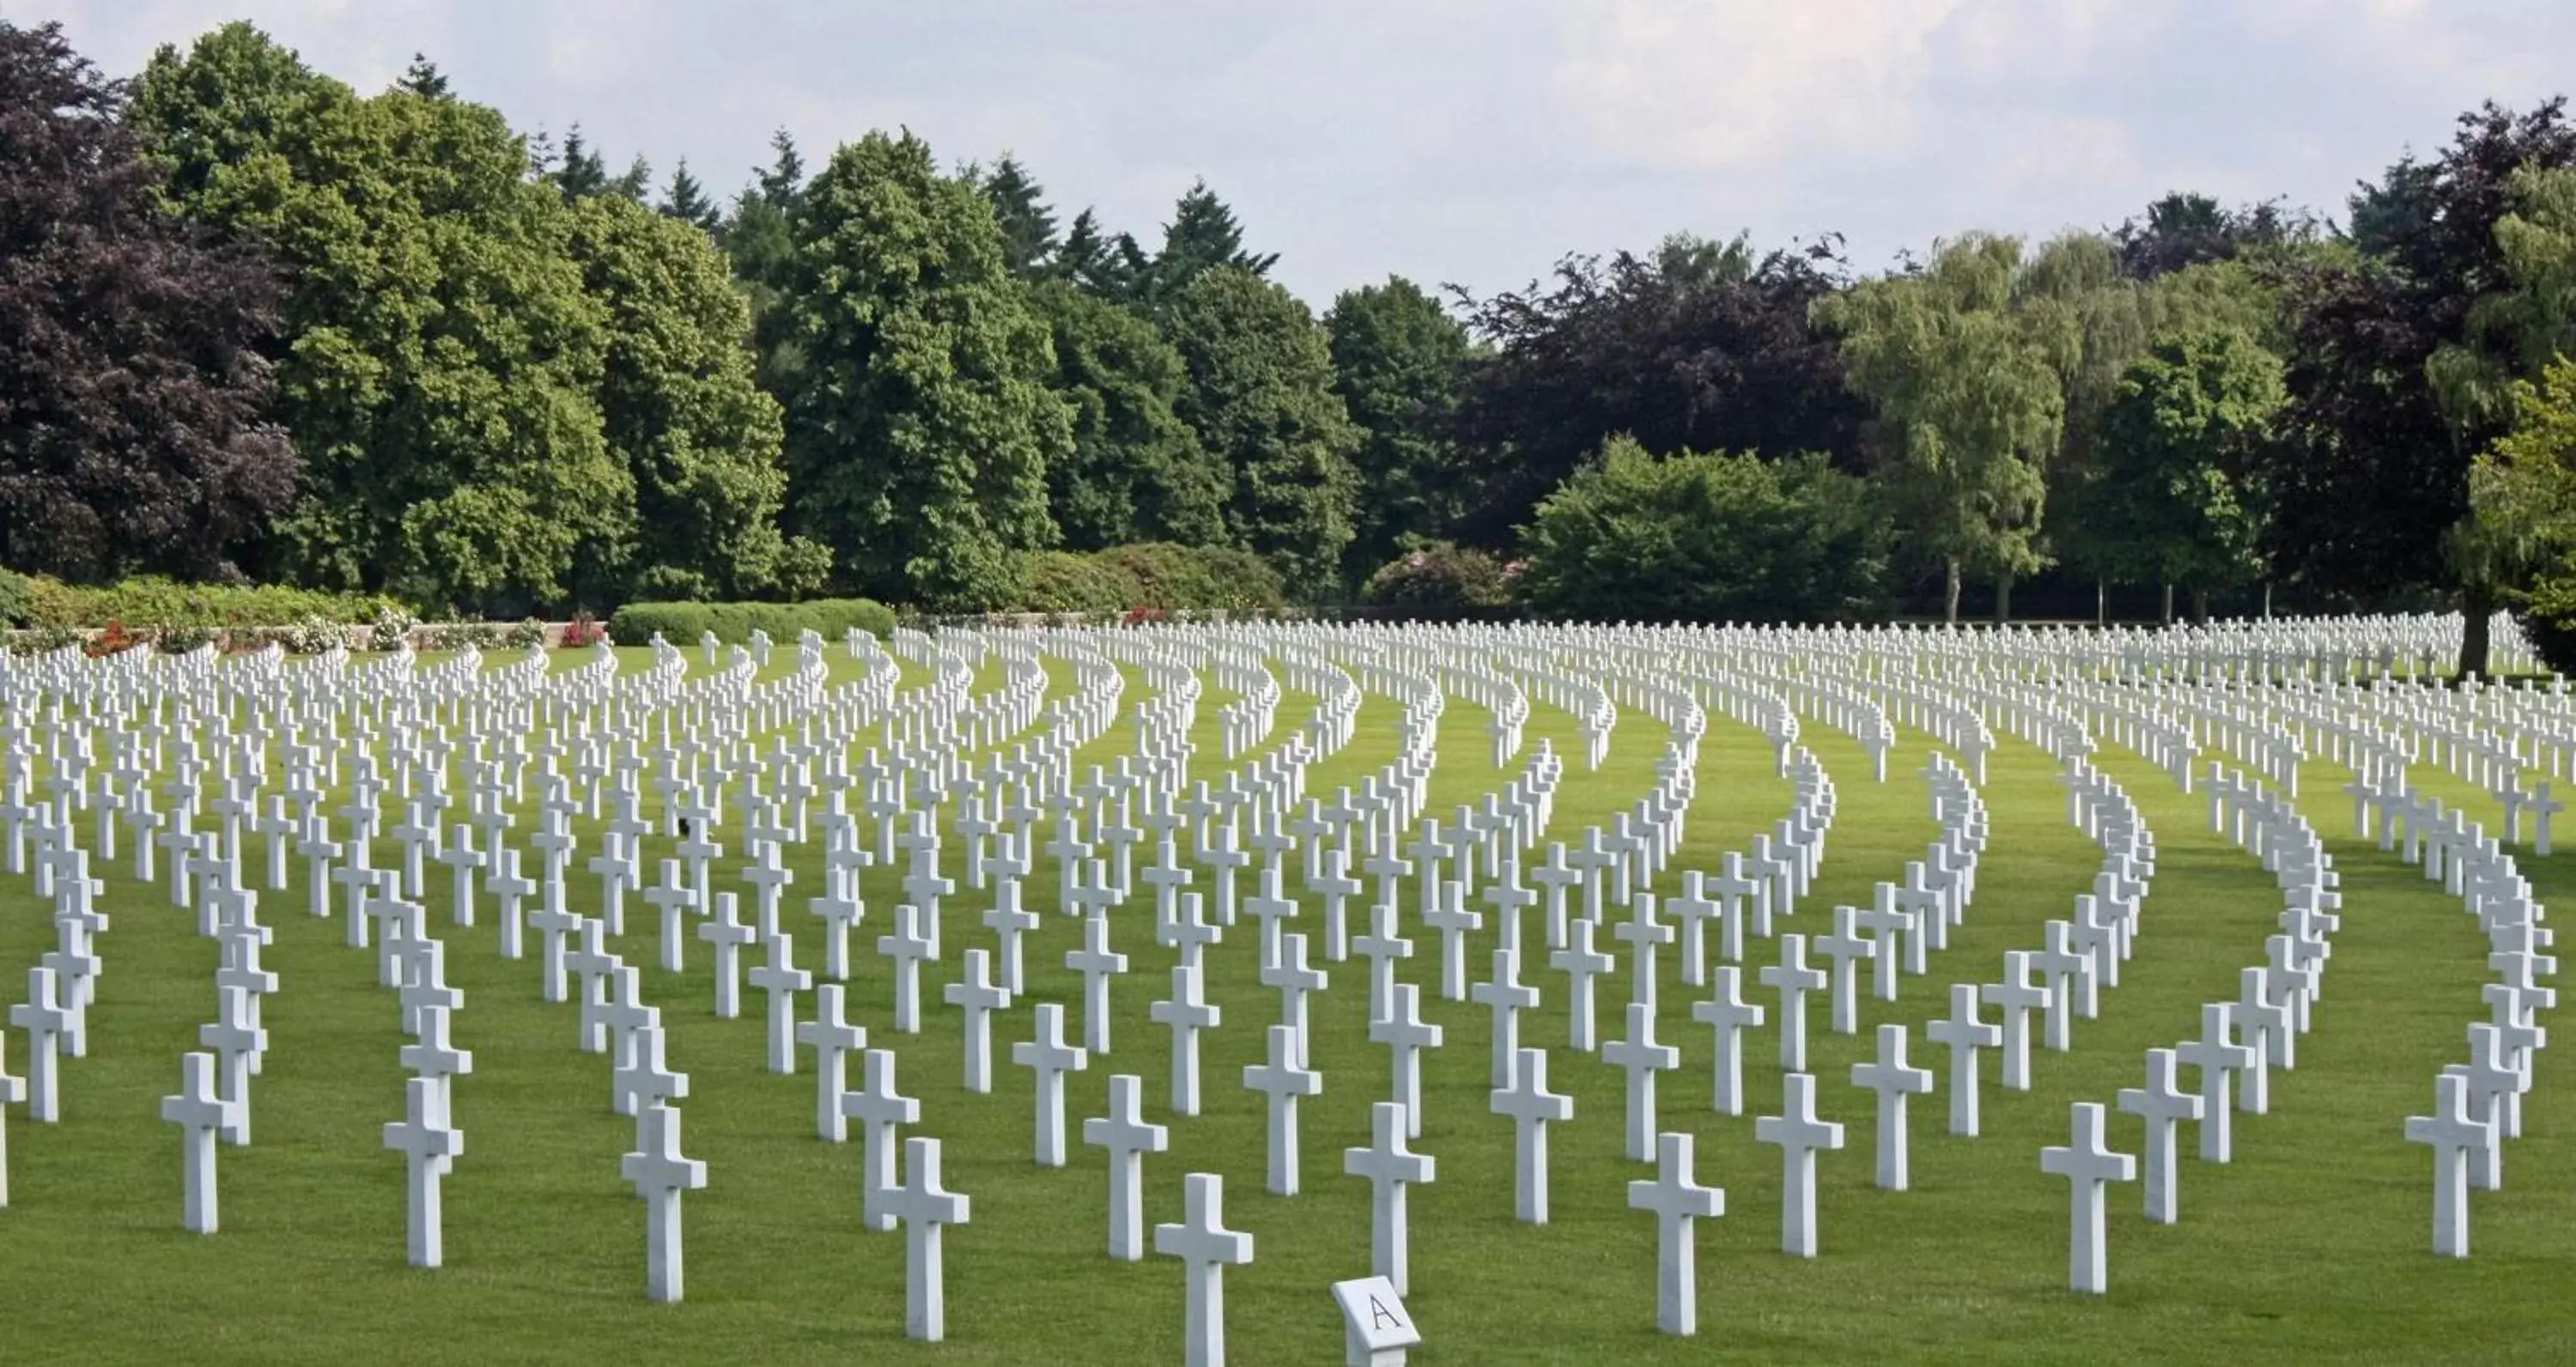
xmin=608 ymin=598 xmax=898 ymax=647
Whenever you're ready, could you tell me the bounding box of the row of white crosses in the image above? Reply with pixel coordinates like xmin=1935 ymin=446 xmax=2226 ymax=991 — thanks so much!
xmin=2 ymin=611 xmax=2548 ymax=1356
xmin=1916 ymin=625 xmax=2551 ymax=1272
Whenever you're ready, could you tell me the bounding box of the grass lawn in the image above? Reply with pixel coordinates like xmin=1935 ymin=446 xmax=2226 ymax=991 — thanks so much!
xmin=0 ymin=641 xmax=2567 ymax=1365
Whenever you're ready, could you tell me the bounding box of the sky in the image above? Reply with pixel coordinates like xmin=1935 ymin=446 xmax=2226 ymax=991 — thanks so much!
xmin=25 ymin=1 xmax=2576 ymax=304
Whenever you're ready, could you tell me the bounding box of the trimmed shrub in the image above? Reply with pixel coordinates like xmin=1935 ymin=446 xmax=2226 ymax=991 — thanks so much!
xmin=21 ymin=575 xmax=398 ymax=632
xmin=1360 ymin=543 xmax=1514 ymax=609
xmin=1019 ymin=552 xmax=1145 ymax=616
xmin=1520 ymin=440 xmax=1892 ymax=624
xmin=1089 ymin=544 xmax=1288 ymax=611
xmin=608 ymin=598 xmax=897 ymax=647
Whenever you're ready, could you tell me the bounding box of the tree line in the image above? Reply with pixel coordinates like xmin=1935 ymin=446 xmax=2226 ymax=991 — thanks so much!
xmin=6 ymin=21 xmax=2576 ymax=671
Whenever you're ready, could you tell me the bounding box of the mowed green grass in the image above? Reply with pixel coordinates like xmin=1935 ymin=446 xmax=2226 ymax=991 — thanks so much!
xmin=0 ymin=643 xmax=2569 ymax=1365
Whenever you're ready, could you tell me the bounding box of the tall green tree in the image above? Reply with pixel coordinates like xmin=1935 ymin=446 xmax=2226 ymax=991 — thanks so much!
xmin=566 ymin=193 xmax=814 ymax=600
xmin=609 ymin=154 xmax=652 ymax=203
xmin=394 ymin=52 xmax=448 ymax=99
xmin=1030 ymin=280 xmax=1226 ymax=550
xmin=1052 ymin=207 xmax=1133 ymax=298
xmin=1324 ymin=276 xmax=1473 ymax=574
xmin=2111 ymin=191 xmax=2319 ymax=280
xmin=659 ymin=159 xmax=720 ymax=234
xmin=1166 ymin=267 xmax=1361 ymax=595
xmin=1448 ymin=234 xmax=1863 ymax=547
xmin=1812 ymin=234 xmax=2066 ymax=622
xmin=2086 ymin=325 xmax=2285 ymax=619
xmin=969 ymin=155 xmax=1059 ymax=278
xmin=552 ymin=123 xmax=608 ymax=199
xmin=0 ymin=20 xmax=299 ymax=581
xmin=136 ymin=22 xmax=634 ymax=613
xmin=724 ymin=131 xmax=811 ymax=407
xmin=781 ymin=131 xmax=1069 ymax=609
xmin=2256 ymin=99 xmax=2576 ymax=674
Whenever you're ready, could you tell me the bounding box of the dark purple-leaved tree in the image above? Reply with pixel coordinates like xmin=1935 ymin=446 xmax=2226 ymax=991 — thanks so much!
xmin=0 ymin=21 xmax=297 ymax=582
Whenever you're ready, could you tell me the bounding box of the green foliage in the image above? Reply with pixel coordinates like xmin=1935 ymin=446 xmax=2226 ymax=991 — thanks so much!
xmin=20 ymin=574 xmax=394 ymax=631
xmin=1166 ymin=268 xmax=1362 ymax=598
xmin=780 ymin=132 xmax=1070 ymax=611
xmin=1016 ymin=551 xmax=1145 ymax=616
xmin=1090 ymin=544 xmax=1288 ymax=611
xmin=1358 ymin=543 xmax=1513 ymax=610
xmin=1447 ymin=237 xmax=1863 ymax=550
xmin=1812 ymin=234 xmax=2064 ymax=618
xmin=607 ymin=598 xmax=896 ymax=647
xmin=2085 ymin=326 xmax=2285 ymax=594
xmin=0 ymin=568 xmax=33 ymax=627
xmin=1029 ymin=281 xmax=1226 ymax=550
xmin=0 ymin=21 xmax=300 ymax=583
xmin=1518 ymin=439 xmax=1889 ymax=623
xmin=1326 ymin=277 xmax=1473 ymax=577
xmin=968 ymin=155 xmax=1058 ymax=278
xmin=2474 ymin=359 xmax=2576 ymax=655
xmin=135 ymin=24 xmax=635 ymax=615
xmin=564 ymin=193 xmax=793 ymax=599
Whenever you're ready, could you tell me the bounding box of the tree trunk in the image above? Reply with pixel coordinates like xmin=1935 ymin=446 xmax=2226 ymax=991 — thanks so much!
xmin=2160 ymin=582 xmax=2174 ymax=625
xmin=1944 ymin=559 xmax=1962 ymax=624
xmin=1994 ymin=574 xmax=2013 ymax=624
xmin=2459 ymin=583 xmax=2496 ymax=680
xmin=2192 ymin=588 xmax=2210 ymax=623
xmin=2095 ymin=578 xmax=2106 ymax=628
xmin=2263 ymin=582 xmax=2274 ymax=619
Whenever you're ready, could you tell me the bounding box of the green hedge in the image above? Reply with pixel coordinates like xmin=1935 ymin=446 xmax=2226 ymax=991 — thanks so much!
xmin=1081 ymin=544 xmax=1288 ymax=611
xmin=3 ymin=574 xmax=401 ymax=630
xmin=609 ymin=598 xmax=896 ymax=647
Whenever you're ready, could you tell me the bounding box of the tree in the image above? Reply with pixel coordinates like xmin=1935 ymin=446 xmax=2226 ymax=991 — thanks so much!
xmin=1813 ymin=235 xmax=2067 ymax=622
xmin=1325 ymin=276 xmax=1473 ymax=575
xmin=1518 ymin=438 xmax=1888 ymax=623
xmin=566 ymin=193 xmax=811 ymax=600
xmin=552 ymin=122 xmax=609 ymax=199
xmin=755 ymin=129 xmax=804 ymax=208
xmin=1030 ymin=280 xmax=1227 ymax=550
xmin=609 ymin=154 xmax=652 ymax=203
xmin=1448 ymin=235 xmax=1864 ymax=547
xmin=2111 ymin=191 xmax=2319 ymax=280
xmin=0 ymin=20 xmax=298 ymax=581
xmin=1167 ymin=267 xmax=1362 ymax=596
xmin=2086 ymin=326 xmax=2284 ymax=619
xmin=2470 ymin=358 xmax=2576 ymax=668
xmin=136 ymin=22 xmax=634 ymax=613
xmin=971 ymin=155 xmax=1059 ymax=278
xmin=660 ymin=160 xmax=720 ymax=234
xmin=2256 ymin=99 xmax=2576 ymax=674
xmin=780 ymin=131 xmax=1070 ymax=610
xmin=1052 ymin=207 xmax=1134 ymax=298
xmin=395 ymin=52 xmax=449 ymax=99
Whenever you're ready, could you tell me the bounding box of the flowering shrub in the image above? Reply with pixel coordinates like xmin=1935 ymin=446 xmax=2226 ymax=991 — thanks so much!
xmin=84 ymin=620 xmax=148 ymax=657
xmin=365 ymin=605 xmax=420 ymax=652
xmin=1358 ymin=543 xmax=1515 ymax=609
xmin=559 ymin=611 xmax=607 ymax=648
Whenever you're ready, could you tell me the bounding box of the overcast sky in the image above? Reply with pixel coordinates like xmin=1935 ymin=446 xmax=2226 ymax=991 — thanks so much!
xmin=27 ymin=1 xmax=2576 ymax=303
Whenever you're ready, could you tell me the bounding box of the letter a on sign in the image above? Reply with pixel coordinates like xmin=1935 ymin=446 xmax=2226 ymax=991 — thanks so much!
xmin=1334 ymin=1275 xmax=1422 ymax=1364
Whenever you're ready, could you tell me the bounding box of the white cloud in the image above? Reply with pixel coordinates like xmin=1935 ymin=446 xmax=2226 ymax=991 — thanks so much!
xmin=20 ymin=0 xmax=2576 ymax=299
xmin=1550 ymin=0 xmax=1968 ymax=171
